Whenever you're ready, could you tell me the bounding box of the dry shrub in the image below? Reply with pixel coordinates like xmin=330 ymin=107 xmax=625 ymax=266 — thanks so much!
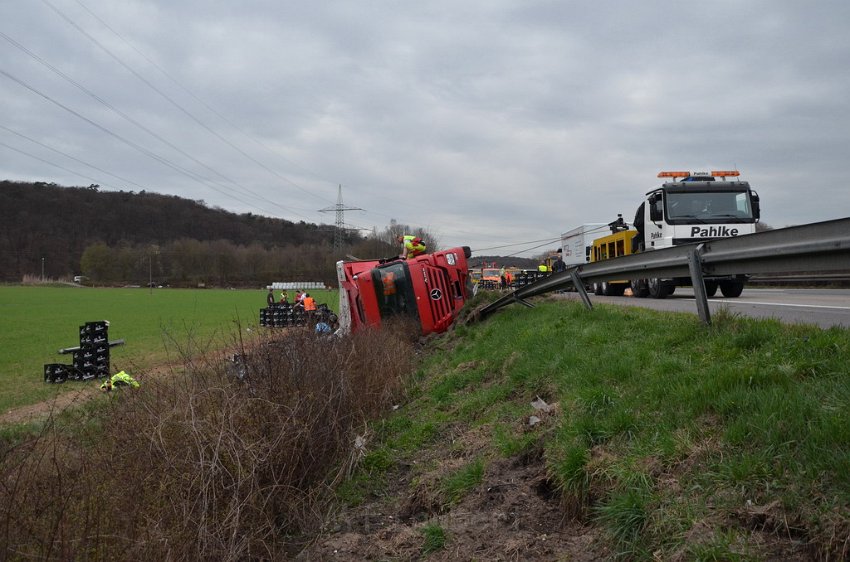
xmin=1 ymin=326 xmax=414 ymax=560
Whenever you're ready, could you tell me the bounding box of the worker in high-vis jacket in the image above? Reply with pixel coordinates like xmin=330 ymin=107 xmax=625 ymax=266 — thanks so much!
xmin=397 ymin=234 xmax=426 ymax=259
xmin=100 ymin=370 xmax=140 ymax=391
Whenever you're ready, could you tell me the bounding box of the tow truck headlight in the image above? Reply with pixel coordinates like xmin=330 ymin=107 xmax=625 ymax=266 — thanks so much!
xmin=446 ymin=253 xmax=456 ymax=266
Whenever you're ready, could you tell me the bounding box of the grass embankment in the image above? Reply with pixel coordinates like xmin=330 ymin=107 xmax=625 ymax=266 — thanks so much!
xmin=0 ymin=286 xmax=336 ymax=413
xmin=338 ymin=298 xmax=850 ymax=559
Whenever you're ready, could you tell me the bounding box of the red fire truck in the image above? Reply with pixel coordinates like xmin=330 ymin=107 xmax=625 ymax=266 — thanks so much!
xmin=336 ymin=247 xmax=473 ymax=335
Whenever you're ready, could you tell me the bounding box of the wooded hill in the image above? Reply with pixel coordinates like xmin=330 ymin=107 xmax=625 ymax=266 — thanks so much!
xmin=0 ymin=181 xmax=379 ymax=286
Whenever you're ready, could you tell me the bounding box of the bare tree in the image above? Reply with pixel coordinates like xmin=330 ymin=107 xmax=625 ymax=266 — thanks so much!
xmin=379 ymin=220 xmax=440 ymax=254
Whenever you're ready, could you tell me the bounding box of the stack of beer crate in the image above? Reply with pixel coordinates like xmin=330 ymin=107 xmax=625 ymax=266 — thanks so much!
xmin=259 ymin=303 xmax=307 ymax=327
xmin=74 ymin=321 xmax=111 ymax=380
xmin=44 ymin=321 xmax=112 ymax=383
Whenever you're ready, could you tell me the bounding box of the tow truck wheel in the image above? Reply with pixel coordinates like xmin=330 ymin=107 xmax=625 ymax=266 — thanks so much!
xmin=720 ymin=280 xmax=744 ymax=298
xmin=631 ymin=279 xmax=649 ymax=298
xmin=601 ymin=282 xmax=611 ymax=296
xmin=648 ymin=278 xmax=672 ymax=299
xmin=704 ymin=281 xmax=719 ymax=297
xmin=593 ymin=283 xmax=603 ymax=295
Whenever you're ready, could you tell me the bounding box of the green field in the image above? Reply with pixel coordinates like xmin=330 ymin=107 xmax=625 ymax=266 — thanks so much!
xmin=0 ymin=285 xmax=337 ymax=413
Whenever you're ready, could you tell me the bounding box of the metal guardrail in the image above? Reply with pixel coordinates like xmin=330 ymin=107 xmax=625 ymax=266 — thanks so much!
xmin=479 ymin=217 xmax=850 ymax=324
xmin=748 ymin=273 xmax=850 ymax=285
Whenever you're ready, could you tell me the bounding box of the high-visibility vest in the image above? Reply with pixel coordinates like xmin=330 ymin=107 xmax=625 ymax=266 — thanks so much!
xmin=538 ymin=264 xmax=548 ymax=272
xmin=403 ymin=235 xmax=426 ymax=257
xmin=303 ymin=297 xmax=317 ymax=311
xmin=101 ymin=370 xmax=139 ymax=390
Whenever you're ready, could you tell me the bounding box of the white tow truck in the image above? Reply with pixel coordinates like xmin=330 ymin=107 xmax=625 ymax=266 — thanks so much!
xmin=631 ymin=170 xmax=761 ymax=298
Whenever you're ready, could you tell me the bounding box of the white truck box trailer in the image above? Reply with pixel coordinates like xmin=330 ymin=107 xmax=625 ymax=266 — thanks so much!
xmin=560 ymin=224 xmax=607 ymax=268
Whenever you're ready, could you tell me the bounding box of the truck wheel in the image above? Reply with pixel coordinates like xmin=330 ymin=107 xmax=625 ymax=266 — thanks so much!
xmin=601 ymin=282 xmax=612 ymax=296
xmin=720 ymin=280 xmax=744 ymax=298
xmin=703 ymin=281 xmax=719 ymax=297
xmin=648 ymin=278 xmax=672 ymax=299
xmin=631 ymin=279 xmax=649 ymax=298
xmin=593 ymin=283 xmax=603 ymax=295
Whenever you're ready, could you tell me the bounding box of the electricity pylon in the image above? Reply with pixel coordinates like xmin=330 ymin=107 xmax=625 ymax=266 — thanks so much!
xmin=319 ymin=185 xmax=363 ymax=256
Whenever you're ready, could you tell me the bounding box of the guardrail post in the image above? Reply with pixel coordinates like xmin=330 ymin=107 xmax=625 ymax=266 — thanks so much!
xmin=688 ymin=244 xmax=711 ymax=325
xmin=571 ymin=269 xmax=593 ymax=310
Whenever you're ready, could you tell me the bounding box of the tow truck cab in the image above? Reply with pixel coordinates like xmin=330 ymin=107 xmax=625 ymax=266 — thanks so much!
xmin=336 ymin=246 xmax=473 ymax=335
xmin=641 ymin=170 xmax=760 ymax=250
xmin=633 ymin=170 xmax=761 ymax=299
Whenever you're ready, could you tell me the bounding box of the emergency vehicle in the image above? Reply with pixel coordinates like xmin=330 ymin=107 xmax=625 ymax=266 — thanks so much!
xmin=631 ymin=170 xmax=760 ymax=298
xmin=336 ymin=247 xmax=473 ymax=335
xmin=480 ymin=266 xmax=502 ymax=290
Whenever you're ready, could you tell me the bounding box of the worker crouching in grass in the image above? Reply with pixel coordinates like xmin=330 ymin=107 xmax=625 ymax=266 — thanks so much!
xmin=100 ymin=370 xmax=140 ymax=391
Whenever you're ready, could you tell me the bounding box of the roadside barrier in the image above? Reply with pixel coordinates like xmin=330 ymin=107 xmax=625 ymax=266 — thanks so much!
xmin=480 ymin=217 xmax=850 ymax=325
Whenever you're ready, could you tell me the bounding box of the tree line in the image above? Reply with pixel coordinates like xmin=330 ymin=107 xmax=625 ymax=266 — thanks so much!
xmin=0 ymin=181 xmax=425 ymax=287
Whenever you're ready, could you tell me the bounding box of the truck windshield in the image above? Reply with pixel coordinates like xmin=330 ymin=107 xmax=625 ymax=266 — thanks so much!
xmin=371 ymin=263 xmax=419 ymax=319
xmin=665 ymin=190 xmax=754 ymax=222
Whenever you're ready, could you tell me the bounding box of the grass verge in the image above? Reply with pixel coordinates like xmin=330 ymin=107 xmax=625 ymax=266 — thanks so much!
xmin=338 ymin=297 xmax=850 ymax=559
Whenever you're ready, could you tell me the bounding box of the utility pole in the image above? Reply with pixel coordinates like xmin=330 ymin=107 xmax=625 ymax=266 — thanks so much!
xmin=41 ymin=257 xmax=44 ymax=281
xmin=319 ymin=185 xmax=363 ymax=257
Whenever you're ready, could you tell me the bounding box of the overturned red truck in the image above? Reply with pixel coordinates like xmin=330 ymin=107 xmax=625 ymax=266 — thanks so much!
xmin=336 ymin=247 xmax=473 ymax=335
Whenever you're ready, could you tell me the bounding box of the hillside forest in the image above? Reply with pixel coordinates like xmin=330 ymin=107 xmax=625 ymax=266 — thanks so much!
xmin=0 ymin=181 xmax=417 ymax=287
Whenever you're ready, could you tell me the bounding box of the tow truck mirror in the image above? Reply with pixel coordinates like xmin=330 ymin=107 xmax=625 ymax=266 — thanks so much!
xmin=648 ymin=196 xmax=662 ymax=222
xmin=751 ymin=191 xmax=760 ymax=219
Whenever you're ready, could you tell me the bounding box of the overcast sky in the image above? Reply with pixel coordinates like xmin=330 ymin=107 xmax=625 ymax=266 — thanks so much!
xmin=2 ymin=1 xmax=849 ymax=257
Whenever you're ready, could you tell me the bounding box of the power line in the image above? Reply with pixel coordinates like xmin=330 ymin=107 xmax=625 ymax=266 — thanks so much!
xmin=471 ymin=236 xmax=562 ymax=253
xmin=500 ymin=239 xmax=562 ymax=258
xmin=0 ymin=67 xmax=283 ymax=217
xmin=0 ymin=123 xmax=146 ymax=190
xmin=37 ymin=0 xmax=470 ymax=236
xmin=0 ymin=29 xmax=313 ymax=220
xmin=71 ymin=0 xmax=338 ymax=201
xmin=41 ymin=0 xmax=337 ymax=208
xmin=0 ymin=139 xmax=115 ymax=188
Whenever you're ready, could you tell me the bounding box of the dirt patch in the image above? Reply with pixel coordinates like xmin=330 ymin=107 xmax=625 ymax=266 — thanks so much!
xmin=299 ymin=420 xmax=607 ymax=561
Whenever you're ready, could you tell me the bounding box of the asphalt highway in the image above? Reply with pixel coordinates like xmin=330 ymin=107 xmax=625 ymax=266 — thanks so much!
xmin=558 ymin=287 xmax=850 ymax=329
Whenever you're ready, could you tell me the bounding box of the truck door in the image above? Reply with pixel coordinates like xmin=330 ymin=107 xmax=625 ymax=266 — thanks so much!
xmin=644 ymin=191 xmax=665 ymax=248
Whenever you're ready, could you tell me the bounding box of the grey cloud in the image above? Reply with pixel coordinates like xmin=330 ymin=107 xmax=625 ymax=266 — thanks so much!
xmin=1 ymin=0 xmax=849 ymax=254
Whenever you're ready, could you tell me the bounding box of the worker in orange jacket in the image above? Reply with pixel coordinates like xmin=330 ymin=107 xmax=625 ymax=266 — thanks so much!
xmin=303 ymin=293 xmax=317 ymax=319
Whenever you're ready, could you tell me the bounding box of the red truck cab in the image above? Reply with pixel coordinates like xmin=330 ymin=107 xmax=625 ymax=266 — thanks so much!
xmin=336 ymin=246 xmax=472 ymax=335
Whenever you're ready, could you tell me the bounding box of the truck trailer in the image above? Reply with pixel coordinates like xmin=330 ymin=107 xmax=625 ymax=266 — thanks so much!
xmin=560 ymin=224 xmax=608 ymax=268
